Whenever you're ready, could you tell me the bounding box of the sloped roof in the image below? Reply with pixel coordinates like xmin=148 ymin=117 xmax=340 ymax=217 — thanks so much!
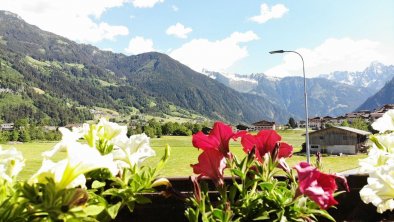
xmin=252 ymin=120 xmax=275 ymax=126
xmin=309 ymin=126 xmax=370 ymax=136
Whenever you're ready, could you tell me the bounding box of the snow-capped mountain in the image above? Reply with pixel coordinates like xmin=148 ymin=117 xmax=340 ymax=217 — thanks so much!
xmin=357 ymin=75 xmax=394 ymax=111
xmin=319 ymin=62 xmax=394 ymax=92
xmin=202 ymin=69 xmax=259 ymax=93
xmin=201 ymin=63 xmax=393 ymax=119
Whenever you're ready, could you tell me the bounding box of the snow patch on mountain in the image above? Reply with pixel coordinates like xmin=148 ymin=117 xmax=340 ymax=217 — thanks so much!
xmin=319 ymin=62 xmax=394 ymax=90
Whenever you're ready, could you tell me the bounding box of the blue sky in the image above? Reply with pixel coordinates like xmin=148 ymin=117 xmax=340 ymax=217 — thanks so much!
xmin=1 ymin=0 xmax=394 ymax=77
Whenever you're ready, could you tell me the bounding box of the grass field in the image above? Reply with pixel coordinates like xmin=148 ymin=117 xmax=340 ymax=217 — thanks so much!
xmin=2 ymin=129 xmax=367 ymax=180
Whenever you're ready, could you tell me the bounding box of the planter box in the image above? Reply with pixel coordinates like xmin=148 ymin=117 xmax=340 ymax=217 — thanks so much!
xmin=327 ymin=174 xmax=394 ymax=222
xmin=115 ymin=175 xmax=393 ymax=222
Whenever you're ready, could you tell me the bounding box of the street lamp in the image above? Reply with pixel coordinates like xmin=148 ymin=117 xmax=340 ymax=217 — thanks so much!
xmin=269 ymin=50 xmax=311 ymax=163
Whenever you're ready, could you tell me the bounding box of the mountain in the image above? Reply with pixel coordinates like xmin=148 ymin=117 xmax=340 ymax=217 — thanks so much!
xmin=202 ymin=70 xmax=373 ymax=119
xmin=319 ymin=62 xmax=394 ymax=93
xmin=0 ymin=10 xmax=288 ymax=124
xmin=202 ymin=70 xmax=259 ymax=93
xmin=356 ymin=76 xmax=394 ymax=111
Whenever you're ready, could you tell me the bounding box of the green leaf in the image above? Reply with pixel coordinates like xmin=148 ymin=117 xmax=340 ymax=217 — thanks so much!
xmin=311 ymin=209 xmax=335 ymax=221
xmin=253 ymin=214 xmax=270 ymax=220
xmin=107 ymin=202 xmax=122 ymax=219
xmin=229 ymin=185 xmax=238 ymax=203
xmin=135 ymin=195 xmax=152 ymax=204
xmin=231 ymin=169 xmax=245 ymax=179
xmin=259 ymin=182 xmax=274 ymax=191
xmin=212 ymin=209 xmax=224 ymax=220
xmin=84 ymin=205 xmax=105 ymax=216
xmin=91 ymin=180 xmax=106 ymax=189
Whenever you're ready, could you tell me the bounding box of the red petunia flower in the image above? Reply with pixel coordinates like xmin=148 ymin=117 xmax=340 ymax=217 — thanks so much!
xmin=191 ymin=149 xmax=227 ymax=187
xmin=294 ymin=162 xmax=347 ymax=209
xmin=192 ymin=122 xmax=245 ymax=158
xmin=241 ymin=130 xmax=293 ymax=162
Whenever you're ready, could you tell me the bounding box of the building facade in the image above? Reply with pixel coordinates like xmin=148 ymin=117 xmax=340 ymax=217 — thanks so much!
xmin=251 ymin=120 xmax=276 ymax=131
xmin=308 ymin=126 xmax=370 ymax=155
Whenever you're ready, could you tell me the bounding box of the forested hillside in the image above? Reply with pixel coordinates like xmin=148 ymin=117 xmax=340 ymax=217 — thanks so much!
xmin=0 ymin=10 xmax=288 ymax=125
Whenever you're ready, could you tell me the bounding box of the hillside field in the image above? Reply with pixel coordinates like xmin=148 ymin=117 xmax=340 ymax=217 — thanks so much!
xmin=2 ymin=130 xmax=366 ymax=180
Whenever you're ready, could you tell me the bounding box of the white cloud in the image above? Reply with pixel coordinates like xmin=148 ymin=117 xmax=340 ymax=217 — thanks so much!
xmin=265 ymin=38 xmax=394 ymax=77
xmin=0 ymin=0 xmax=129 ymax=43
xmin=172 ymin=5 xmax=179 ymax=12
xmin=125 ymin=36 xmax=155 ymax=55
xmin=170 ymin=31 xmax=259 ymax=72
xmin=131 ymin=0 xmax=164 ymax=8
xmin=166 ymin=23 xmax=192 ymax=39
xmin=250 ymin=3 xmax=288 ymax=24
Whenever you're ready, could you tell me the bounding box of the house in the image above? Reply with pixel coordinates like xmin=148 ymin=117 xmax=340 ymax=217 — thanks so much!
xmin=64 ymin=123 xmax=83 ymax=129
xmin=0 ymin=123 xmax=14 ymax=131
xmin=236 ymin=124 xmax=252 ymax=131
xmin=370 ymin=104 xmax=394 ymax=121
xmin=251 ymin=120 xmax=275 ymax=131
xmin=298 ymin=120 xmax=306 ymax=128
xmin=308 ymin=126 xmax=370 ymax=155
xmin=309 ymin=117 xmax=322 ymax=130
xmin=43 ymin=126 xmax=57 ymax=131
xmin=345 ymin=110 xmax=371 ymax=123
xmin=335 ymin=116 xmax=347 ymax=125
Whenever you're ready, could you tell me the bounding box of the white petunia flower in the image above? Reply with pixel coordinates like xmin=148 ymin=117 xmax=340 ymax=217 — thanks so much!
xmin=112 ymin=133 xmax=155 ymax=168
xmin=42 ymin=126 xmax=84 ymax=159
xmin=360 ymin=164 xmax=394 ymax=213
xmin=97 ymin=118 xmax=128 ymax=141
xmin=372 ymin=110 xmax=394 ymax=133
xmin=31 ymin=142 xmax=117 ymax=189
xmin=359 ymin=147 xmax=394 ymax=173
xmin=0 ymin=146 xmax=24 ymax=183
xmin=82 ymin=119 xmax=128 ymax=150
xmin=373 ymin=134 xmax=394 ymax=153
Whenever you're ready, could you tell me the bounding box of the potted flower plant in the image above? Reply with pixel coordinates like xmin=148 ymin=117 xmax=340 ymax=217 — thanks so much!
xmin=0 ymin=118 xmax=170 ymax=221
xmin=185 ymin=122 xmax=349 ymax=222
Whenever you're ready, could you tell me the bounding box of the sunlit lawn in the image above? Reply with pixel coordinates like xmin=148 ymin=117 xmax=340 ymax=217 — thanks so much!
xmin=2 ymin=129 xmax=366 ymax=180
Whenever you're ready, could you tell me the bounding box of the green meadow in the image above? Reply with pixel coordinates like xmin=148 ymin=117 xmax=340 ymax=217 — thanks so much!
xmin=2 ymin=130 xmax=366 ymax=181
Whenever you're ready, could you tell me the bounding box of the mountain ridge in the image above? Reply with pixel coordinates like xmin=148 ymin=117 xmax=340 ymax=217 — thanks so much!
xmin=202 ymin=68 xmax=382 ymax=119
xmin=356 ymin=76 xmax=394 ymax=111
xmin=0 ymin=10 xmax=288 ymax=124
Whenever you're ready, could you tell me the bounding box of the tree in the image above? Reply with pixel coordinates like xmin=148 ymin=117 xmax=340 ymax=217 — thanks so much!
xmin=0 ymin=131 xmax=10 ymax=143
xmin=19 ymin=129 xmax=31 ymax=142
xmin=350 ymin=117 xmax=369 ymax=131
xmin=288 ymin=117 xmax=297 ymax=129
xmin=143 ymin=126 xmax=156 ymax=138
xmin=340 ymin=120 xmax=349 ymax=127
xmin=161 ymin=122 xmax=175 ymax=135
xmin=11 ymin=130 xmax=19 ymax=141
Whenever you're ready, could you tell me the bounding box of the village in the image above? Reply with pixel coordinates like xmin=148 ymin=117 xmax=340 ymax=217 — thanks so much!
xmin=1 ymin=104 xmax=393 ymax=156
xmin=238 ymin=104 xmax=394 ymax=155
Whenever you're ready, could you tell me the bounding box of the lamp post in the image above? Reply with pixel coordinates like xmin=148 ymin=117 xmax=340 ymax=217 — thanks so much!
xmin=269 ymin=50 xmax=310 ymax=163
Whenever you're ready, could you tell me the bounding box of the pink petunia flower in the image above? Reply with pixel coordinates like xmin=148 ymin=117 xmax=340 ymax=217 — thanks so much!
xmin=241 ymin=130 xmax=293 ymax=162
xmin=192 ymin=122 xmax=245 ymax=158
xmin=191 ymin=149 xmax=227 ymax=187
xmin=294 ymin=162 xmax=347 ymax=209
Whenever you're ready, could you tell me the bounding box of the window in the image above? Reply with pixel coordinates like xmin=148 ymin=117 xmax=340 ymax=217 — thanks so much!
xmin=343 ymin=135 xmax=348 ymax=140
xmin=319 ymin=136 xmax=324 ymax=140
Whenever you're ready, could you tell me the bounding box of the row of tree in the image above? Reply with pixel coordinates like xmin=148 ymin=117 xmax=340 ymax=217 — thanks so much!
xmin=0 ymin=126 xmax=61 ymax=143
xmin=128 ymin=118 xmax=210 ymax=138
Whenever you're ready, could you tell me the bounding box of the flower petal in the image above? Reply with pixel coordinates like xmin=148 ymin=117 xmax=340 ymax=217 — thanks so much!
xmin=294 ymin=162 xmax=342 ymax=209
xmin=191 ymin=149 xmax=226 ymax=187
